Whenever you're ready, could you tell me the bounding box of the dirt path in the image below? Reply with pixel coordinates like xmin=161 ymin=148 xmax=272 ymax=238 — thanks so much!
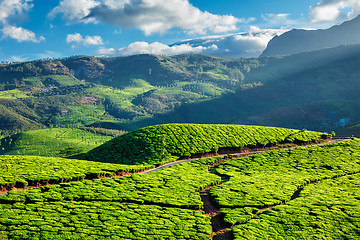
xmin=143 ymin=138 xmax=347 ymax=174
xmin=200 ymin=138 xmax=352 ymax=239
xmin=53 ymin=129 xmax=70 ymax=139
xmin=0 ymin=139 xmax=348 ymax=197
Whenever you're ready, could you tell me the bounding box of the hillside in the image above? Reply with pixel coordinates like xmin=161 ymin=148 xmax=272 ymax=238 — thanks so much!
xmin=261 ymin=15 xmax=360 ymax=57
xmin=0 ymin=127 xmax=125 ymax=157
xmin=0 ymin=44 xmax=359 ymax=137
xmin=0 ymin=131 xmax=358 ymax=239
xmin=79 ymin=124 xmax=328 ymax=165
xmin=0 ymin=54 xmax=253 ymax=136
xmin=127 ymin=44 xmax=360 ymax=134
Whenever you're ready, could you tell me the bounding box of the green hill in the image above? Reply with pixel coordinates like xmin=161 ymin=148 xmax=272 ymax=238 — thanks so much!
xmin=0 ymin=54 xmax=247 ymax=136
xmin=0 ymin=138 xmax=358 ymax=239
xmin=127 ymin=44 xmax=360 ymax=135
xmin=79 ymin=123 xmax=328 ymax=165
xmin=0 ymin=128 xmax=124 ymax=157
xmin=0 ymin=44 xmax=359 ymax=136
xmin=0 ymin=155 xmax=151 ymax=191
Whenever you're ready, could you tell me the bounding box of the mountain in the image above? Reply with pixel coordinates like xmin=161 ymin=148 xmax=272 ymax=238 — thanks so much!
xmin=0 ymin=44 xmax=359 ymax=137
xmin=261 ymin=15 xmax=360 ymax=57
xmin=124 ymin=44 xmax=360 ymax=134
xmin=0 ymin=54 xmax=252 ymax=136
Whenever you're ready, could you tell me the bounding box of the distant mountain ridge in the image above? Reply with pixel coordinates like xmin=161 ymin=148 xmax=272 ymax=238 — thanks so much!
xmin=261 ymin=15 xmax=360 ymax=57
xmin=0 ymin=44 xmax=359 ymax=136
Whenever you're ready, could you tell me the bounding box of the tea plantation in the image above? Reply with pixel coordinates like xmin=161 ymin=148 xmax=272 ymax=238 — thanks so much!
xmin=0 ymin=155 xmax=152 ymax=191
xmin=212 ymin=139 xmax=360 ymax=239
xmin=0 ymin=124 xmax=358 ymax=239
xmin=80 ymin=124 xmax=327 ymax=165
xmin=0 ymin=127 xmax=125 ymax=157
xmin=0 ymin=157 xmax=225 ymax=239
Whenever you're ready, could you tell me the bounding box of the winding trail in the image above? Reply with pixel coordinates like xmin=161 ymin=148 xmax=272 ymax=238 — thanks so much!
xmin=143 ymin=138 xmax=346 ymax=174
xmin=0 ymin=138 xmax=347 ymax=196
xmin=200 ymin=138 xmax=351 ymax=239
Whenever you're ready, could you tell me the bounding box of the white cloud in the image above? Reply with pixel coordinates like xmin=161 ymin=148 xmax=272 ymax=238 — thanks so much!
xmin=48 ymin=0 xmax=100 ymax=24
xmin=34 ymin=50 xmax=63 ymax=59
xmin=0 ymin=0 xmax=45 ymax=42
xmin=0 ymin=0 xmax=33 ymax=24
xmin=50 ymin=0 xmax=241 ymax=35
xmin=310 ymin=0 xmax=360 ymax=23
xmin=7 ymin=50 xmax=63 ymax=62
xmin=96 ymin=41 xmax=218 ymax=56
xmin=172 ymin=26 xmax=287 ymax=58
xmin=96 ymin=27 xmax=287 ymax=58
xmin=2 ymin=24 xmax=45 ymax=42
xmin=66 ymin=33 xmax=104 ymax=47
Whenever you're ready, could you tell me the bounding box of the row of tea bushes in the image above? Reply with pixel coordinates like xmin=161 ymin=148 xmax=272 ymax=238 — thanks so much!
xmin=0 ymin=157 xmax=224 ymax=239
xmin=81 ymin=124 xmax=328 ymax=165
xmin=0 ymin=155 xmax=152 ymax=191
xmin=210 ymin=139 xmax=360 ymax=238
xmin=232 ymin=173 xmax=360 ymax=239
xmin=0 ymin=202 xmax=211 ymax=240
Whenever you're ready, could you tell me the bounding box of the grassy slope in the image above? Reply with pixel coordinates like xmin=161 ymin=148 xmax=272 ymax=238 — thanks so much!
xmin=0 ymin=54 xmax=246 ymax=135
xmin=0 ymin=155 xmax=152 ymax=190
xmin=79 ymin=123 xmax=327 ymax=165
xmin=0 ymin=128 xmax=122 ymax=157
xmin=0 ymin=139 xmax=358 ymax=239
xmin=212 ymin=139 xmax=360 ymax=239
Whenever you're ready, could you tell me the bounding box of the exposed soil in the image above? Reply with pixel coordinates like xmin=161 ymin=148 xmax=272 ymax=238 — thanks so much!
xmin=53 ymin=129 xmax=70 ymax=139
xmin=80 ymin=96 xmax=100 ymax=104
xmin=199 ymin=185 xmax=233 ymax=240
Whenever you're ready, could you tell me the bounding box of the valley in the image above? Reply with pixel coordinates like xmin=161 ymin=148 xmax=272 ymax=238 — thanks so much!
xmin=1 ymin=44 xmax=359 ymax=138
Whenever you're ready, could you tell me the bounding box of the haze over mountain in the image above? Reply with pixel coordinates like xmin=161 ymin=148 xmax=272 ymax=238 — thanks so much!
xmin=261 ymin=15 xmax=360 ymax=57
xmin=169 ymin=27 xmax=286 ymax=58
xmin=122 ymin=44 xmax=360 ymax=133
xmin=109 ymin=16 xmax=360 ymax=59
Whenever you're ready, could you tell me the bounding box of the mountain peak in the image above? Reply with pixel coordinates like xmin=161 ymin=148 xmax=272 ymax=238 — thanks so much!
xmin=260 ymin=15 xmax=360 ymax=57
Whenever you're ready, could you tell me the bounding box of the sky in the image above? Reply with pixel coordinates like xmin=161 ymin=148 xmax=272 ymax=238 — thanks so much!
xmin=0 ymin=0 xmax=359 ymax=62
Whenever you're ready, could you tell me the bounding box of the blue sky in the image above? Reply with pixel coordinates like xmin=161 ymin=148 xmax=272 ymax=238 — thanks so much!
xmin=0 ymin=0 xmax=359 ymax=61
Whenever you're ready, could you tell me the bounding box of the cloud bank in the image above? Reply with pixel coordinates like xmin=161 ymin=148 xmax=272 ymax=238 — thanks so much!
xmin=50 ymin=0 xmax=241 ymax=35
xmin=0 ymin=0 xmax=44 ymax=42
xmin=96 ymin=41 xmax=218 ymax=56
xmin=96 ymin=27 xmax=286 ymax=58
xmin=310 ymin=0 xmax=360 ymax=23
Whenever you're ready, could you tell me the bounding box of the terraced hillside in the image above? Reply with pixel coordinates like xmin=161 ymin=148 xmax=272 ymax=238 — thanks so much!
xmin=79 ymin=124 xmax=328 ymax=165
xmin=0 ymin=133 xmax=358 ymax=239
xmin=0 ymin=155 xmax=151 ymax=192
xmin=0 ymin=128 xmax=125 ymax=157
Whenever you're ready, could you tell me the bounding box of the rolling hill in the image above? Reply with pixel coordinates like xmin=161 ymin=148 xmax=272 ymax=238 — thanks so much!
xmin=0 ymin=123 xmax=358 ymax=239
xmin=0 ymin=127 xmax=125 ymax=157
xmin=78 ymin=123 xmax=327 ymax=165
